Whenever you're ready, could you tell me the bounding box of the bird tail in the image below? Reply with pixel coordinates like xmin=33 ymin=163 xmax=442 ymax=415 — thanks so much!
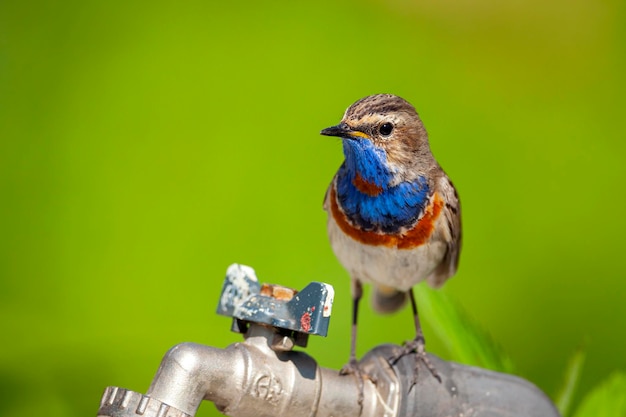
xmin=371 ymin=285 xmax=407 ymax=314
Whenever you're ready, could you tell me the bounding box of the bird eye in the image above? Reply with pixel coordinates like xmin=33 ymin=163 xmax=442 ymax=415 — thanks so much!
xmin=379 ymin=122 xmax=394 ymax=136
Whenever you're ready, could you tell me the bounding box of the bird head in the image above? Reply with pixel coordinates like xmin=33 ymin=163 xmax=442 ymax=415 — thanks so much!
xmin=321 ymin=94 xmax=434 ymax=187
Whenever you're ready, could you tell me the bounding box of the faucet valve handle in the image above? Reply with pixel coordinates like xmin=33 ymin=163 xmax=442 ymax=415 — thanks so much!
xmin=216 ymin=264 xmax=334 ymax=347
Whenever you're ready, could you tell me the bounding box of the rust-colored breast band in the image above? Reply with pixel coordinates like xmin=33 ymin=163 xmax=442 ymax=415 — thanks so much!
xmin=330 ymin=186 xmax=443 ymax=249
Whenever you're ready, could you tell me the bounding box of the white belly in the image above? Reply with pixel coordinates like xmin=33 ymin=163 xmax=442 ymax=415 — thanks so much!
xmin=327 ymin=215 xmax=447 ymax=291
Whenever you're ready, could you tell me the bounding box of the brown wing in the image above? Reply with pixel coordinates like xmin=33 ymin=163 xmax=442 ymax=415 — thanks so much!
xmin=322 ymin=178 xmax=333 ymax=213
xmin=427 ymin=174 xmax=462 ymax=288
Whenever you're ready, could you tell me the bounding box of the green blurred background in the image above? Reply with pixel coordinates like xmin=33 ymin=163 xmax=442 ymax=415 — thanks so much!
xmin=1 ymin=0 xmax=624 ymax=415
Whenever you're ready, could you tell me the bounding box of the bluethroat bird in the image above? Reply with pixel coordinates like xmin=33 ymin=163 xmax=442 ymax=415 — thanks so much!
xmin=321 ymin=94 xmax=461 ymax=390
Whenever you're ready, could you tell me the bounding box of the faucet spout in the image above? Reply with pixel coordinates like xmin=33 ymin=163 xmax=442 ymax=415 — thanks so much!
xmin=146 ymin=342 xmax=237 ymax=416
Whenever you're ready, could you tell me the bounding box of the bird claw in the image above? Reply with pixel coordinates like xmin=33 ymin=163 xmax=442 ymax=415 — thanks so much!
xmin=340 ymin=359 xmax=364 ymax=407
xmin=339 ymin=358 xmax=377 ymax=407
xmin=389 ymin=338 xmax=442 ymax=391
xmin=339 ymin=358 xmax=359 ymax=375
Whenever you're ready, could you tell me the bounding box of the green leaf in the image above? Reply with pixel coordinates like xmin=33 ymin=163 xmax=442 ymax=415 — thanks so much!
xmin=573 ymin=372 xmax=626 ymax=417
xmin=555 ymin=349 xmax=586 ymax=417
xmin=415 ymin=285 xmax=514 ymax=373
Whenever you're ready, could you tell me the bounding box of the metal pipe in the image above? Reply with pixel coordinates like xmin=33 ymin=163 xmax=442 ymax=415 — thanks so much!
xmin=97 ymin=264 xmax=560 ymax=416
xmin=361 ymin=344 xmax=561 ymax=417
xmin=98 ymin=324 xmax=560 ymax=417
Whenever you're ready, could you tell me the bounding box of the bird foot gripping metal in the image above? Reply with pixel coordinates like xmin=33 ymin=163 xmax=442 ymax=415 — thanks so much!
xmin=97 ymin=264 xmax=561 ymax=417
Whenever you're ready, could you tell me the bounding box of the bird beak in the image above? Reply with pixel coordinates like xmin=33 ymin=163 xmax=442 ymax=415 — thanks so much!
xmin=320 ymin=123 xmax=369 ymax=139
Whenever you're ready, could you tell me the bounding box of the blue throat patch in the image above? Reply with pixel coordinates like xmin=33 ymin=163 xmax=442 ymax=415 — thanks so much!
xmin=337 ymin=139 xmax=430 ymax=233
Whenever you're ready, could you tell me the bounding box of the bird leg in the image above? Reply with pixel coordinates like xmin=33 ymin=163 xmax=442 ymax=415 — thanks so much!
xmin=339 ymin=279 xmax=366 ymax=405
xmin=390 ymin=287 xmax=441 ymax=390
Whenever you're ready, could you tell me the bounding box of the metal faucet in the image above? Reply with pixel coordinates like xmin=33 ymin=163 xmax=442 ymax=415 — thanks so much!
xmin=97 ymin=264 xmax=560 ymax=417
